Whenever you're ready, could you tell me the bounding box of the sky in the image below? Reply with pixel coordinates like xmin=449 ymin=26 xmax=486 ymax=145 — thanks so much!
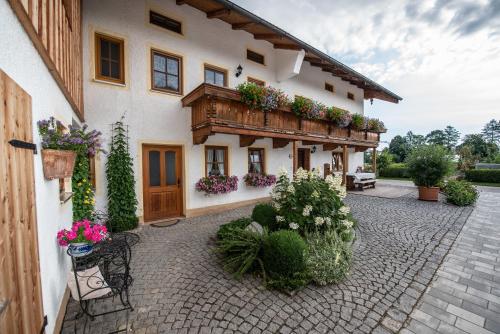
xmin=233 ymin=0 xmax=500 ymax=147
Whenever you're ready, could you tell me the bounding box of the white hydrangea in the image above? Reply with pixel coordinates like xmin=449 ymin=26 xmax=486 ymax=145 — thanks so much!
xmin=271 ymin=190 xmax=281 ymax=201
xmin=287 ymin=184 xmax=295 ymax=194
xmin=302 ymin=205 xmax=312 ymax=217
xmin=276 ymin=215 xmax=285 ymax=223
xmin=342 ymin=220 xmax=353 ymax=229
xmin=325 ymin=217 xmax=332 ymax=226
xmin=278 ymin=166 xmax=288 ymax=177
xmin=311 ymin=190 xmax=319 ymax=199
xmin=295 ymin=168 xmax=309 ymax=181
xmin=338 ymin=186 xmax=347 ymax=199
xmin=272 ymin=202 xmax=281 ymax=210
xmin=339 ymin=206 xmax=350 ymax=216
xmin=314 ymin=217 xmax=325 ymax=226
xmin=289 ymin=222 xmax=299 ymax=230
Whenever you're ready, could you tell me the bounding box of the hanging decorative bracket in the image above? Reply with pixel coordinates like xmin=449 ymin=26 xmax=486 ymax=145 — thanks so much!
xmin=8 ymin=139 xmax=38 ymax=154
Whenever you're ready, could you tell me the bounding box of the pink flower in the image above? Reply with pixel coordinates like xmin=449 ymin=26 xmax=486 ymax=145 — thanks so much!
xmin=66 ymin=231 xmax=77 ymax=240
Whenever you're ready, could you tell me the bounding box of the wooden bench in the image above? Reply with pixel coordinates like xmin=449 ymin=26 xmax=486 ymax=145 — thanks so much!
xmin=355 ymin=179 xmax=376 ymax=190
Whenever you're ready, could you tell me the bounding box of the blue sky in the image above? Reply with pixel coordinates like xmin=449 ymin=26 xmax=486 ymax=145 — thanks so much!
xmin=233 ymin=0 xmax=500 ymax=147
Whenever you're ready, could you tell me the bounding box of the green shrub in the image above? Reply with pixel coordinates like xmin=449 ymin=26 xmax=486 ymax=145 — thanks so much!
xmin=306 ymin=229 xmax=352 ymax=286
xmin=443 ymin=180 xmax=478 ymax=206
xmin=263 ymin=230 xmax=309 ymax=291
xmin=251 ymin=203 xmax=277 ymax=231
xmin=406 ymin=145 xmax=452 ymax=187
xmin=465 ymin=169 xmax=500 ymax=183
xmin=236 ymin=82 xmax=265 ymax=110
xmin=379 ymin=165 xmax=410 ymax=178
xmin=350 ymin=114 xmax=365 ymax=130
xmin=217 ymin=218 xmax=252 ymax=240
xmin=215 ymin=227 xmax=267 ymax=279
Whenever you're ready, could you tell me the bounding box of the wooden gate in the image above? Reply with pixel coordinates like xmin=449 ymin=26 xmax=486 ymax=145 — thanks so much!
xmin=0 ymin=70 xmax=44 ymax=334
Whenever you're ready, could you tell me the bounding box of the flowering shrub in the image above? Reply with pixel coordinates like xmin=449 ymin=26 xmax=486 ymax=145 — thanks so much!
xmin=270 ymin=168 xmax=354 ymax=236
xmin=237 ymin=83 xmax=289 ymax=112
xmin=57 ymin=219 xmax=108 ymax=246
xmin=38 ymin=117 xmax=103 ymax=156
xmin=243 ymin=173 xmax=277 ymax=187
xmin=291 ymin=96 xmax=327 ymax=120
xmin=195 ymin=175 xmax=238 ymax=195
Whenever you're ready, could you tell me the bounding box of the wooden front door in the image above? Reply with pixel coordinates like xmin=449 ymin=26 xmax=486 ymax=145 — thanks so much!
xmin=142 ymin=145 xmax=183 ymax=221
xmin=297 ymin=148 xmax=311 ymax=170
xmin=0 ymin=70 xmax=44 ymax=334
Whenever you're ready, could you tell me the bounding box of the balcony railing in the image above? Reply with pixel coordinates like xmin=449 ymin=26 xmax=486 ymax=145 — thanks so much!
xmin=182 ymin=84 xmax=381 ymax=148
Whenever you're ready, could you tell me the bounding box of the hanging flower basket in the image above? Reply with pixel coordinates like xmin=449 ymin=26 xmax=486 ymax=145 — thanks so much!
xmin=41 ymin=149 xmax=77 ymax=180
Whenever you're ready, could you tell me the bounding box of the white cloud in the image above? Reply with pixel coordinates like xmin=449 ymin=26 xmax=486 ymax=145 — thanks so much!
xmin=234 ymin=0 xmax=500 ymax=141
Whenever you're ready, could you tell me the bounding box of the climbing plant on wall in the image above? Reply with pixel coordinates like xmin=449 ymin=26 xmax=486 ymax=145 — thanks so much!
xmin=106 ymin=119 xmax=138 ymax=232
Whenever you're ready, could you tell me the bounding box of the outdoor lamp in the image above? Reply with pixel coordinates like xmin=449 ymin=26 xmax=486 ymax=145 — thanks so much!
xmin=235 ymin=64 xmax=243 ymax=77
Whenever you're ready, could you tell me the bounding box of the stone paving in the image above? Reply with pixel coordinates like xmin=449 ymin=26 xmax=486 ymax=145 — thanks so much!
xmin=402 ymin=190 xmax=500 ymax=334
xmin=62 ymin=192 xmax=473 ymax=334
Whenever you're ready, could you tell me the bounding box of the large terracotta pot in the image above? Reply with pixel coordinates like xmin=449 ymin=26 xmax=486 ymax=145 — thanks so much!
xmin=418 ymin=186 xmax=440 ymax=201
xmin=41 ymin=149 xmax=77 ymax=180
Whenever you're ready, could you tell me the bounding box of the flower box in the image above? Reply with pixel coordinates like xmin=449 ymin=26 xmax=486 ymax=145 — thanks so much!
xmin=41 ymin=149 xmax=77 ymax=180
xmin=243 ymin=173 xmax=277 ymax=187
xmin=195 ymin=175 xmax=238 ymax=195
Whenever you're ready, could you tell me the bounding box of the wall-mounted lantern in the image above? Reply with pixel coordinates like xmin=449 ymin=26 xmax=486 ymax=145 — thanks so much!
xmin=235 ymin=64 xmax=243 ymax=77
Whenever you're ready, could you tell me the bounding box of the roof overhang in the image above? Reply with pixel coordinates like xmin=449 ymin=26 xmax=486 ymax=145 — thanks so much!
xmin=176 ymin=0 xmax=403 ymax=104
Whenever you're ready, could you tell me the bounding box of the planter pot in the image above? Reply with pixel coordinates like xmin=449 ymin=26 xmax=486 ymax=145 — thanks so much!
xmin=41 ymin=149 xmax=77 ymax=180
xmin=68 ymin=242 xmax=93 ymax=257
xmin=418 ymin=186 xmax=440 ymax=201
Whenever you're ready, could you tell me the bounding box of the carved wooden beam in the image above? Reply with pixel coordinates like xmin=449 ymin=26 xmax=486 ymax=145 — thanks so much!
xmin=302 ymin=140 xmax=321 ymax=146
xmin=323 ymin=143 xmax=339 ymax=151
xmin=273 ymin=43 xmax=302 ymax=51
xmin=193 ymin=127 xmax=212 ymax=145
xmin=232 ymin=22 xmax=255 ymax=30
xmin=355 ymin=146 xmax=368 ymax=152
xmin=207 ymin=8 xmax=231 ymax=19
xmin=273 ymin=138 xmax=290 ymax=149
xmin=253 ymin=33 xmax=283 ymax=40
xmin=239 ymin=135 xmax=257 ymax=147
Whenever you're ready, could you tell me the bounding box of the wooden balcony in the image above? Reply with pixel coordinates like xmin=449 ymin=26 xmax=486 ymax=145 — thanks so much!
xmin=182 ymin=84 xmax=381 ymax=149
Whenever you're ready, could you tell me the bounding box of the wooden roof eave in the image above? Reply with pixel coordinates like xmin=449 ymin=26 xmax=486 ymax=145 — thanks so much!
xmin=177 ymin=0 xmax=402 ymax=104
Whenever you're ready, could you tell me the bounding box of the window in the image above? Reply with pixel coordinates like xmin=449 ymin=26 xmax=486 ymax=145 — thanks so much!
xmin=248 ymin=148 xmax=265 ymax=174
xmin=204 ymin=65 xmax=227 ymax=87
xmin=247 ymin=49 xmax=265 ymax=65
xmin=325 ymin=83 xmax=334 ymax=93
xmin=248 ymin=77 xmax=265 ymax=86
xmin=347 ymin=92 xmax=355 ymax=100
xmin=151 ymin=49 xmax=182 ymax=94
xmin=149 ymin=11 xmax=182 ymax=34
xmin=205 ymin=146 xmax=228 ymax=176
xmin=95 ymin=33 xmax=124 ymax=84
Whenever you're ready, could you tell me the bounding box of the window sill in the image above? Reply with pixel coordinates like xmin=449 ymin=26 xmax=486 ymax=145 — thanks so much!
xmin=149 ymin=89 xmax=183 ymax=97
xmin=60 ymin=192 xmax=73 ymax=204
xmin=92 ymin=78 xmax=126 ymax=87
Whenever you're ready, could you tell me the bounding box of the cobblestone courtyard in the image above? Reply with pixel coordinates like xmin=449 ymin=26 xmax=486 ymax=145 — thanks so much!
xmin=63 ymin=192 xmax=474 ymax=334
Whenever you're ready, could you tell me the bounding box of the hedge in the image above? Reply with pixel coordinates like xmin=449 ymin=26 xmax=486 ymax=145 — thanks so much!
xmin=379 ymin=165 xmax=410 ymax=178
xmin=464 ymin=169 xmax=500 ymax=183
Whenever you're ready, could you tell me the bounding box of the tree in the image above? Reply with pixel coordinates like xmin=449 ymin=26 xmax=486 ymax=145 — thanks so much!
xmin=404 ymin=131 xmax=426 ymax=148
xmin=377 ymin=149 xmax=394 ymax=173
xmin=443 ymin=125 xmax=460 ymax=151
xmin=456 ymin=145 xmax=478 ymax=172
xmin=106 ymin=120 xmax=138 ymax=232
xmin=388 ymin=135 xmax=409 ymax=163
xmin=425 ymin=130 xmax=447 ymax=146
xmin=481 ymin=119 xmax=500 ymax=144
xmin=458 ymin=134 xmax=498 ymax=160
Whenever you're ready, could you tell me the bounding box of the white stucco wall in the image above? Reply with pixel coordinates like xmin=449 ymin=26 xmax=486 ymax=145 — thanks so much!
xmin=82 ymin=0 xmax=366 ymax=216
xmin=0 ymin=2 xmax=79 ymax=333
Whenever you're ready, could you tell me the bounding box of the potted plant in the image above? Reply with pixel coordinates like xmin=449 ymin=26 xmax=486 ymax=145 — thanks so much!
xmin=406 ymin=145 xmax=452 ymax=201
xmin=38 ymin=118 xmax=77 ymax=180
xmin=350 ymin=114 xmax=366 ymax=131
xmin=57 ymin=219 xmax=108 ymax=257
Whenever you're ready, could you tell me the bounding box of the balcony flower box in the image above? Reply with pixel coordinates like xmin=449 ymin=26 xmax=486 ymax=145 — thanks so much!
xmin=195 ymin=175 xmax=239 ymax=195
xmin=41 ymin=149 xmax=77 ymax=180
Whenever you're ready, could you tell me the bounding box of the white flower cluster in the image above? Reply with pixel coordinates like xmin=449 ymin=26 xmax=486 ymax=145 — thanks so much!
xmin=311 ymin=190 xmax=319 ymax=199
xmin=272 ymin=202 xmax=281 ymax=210
xmin=287 ymin=184 xmax=295 ymax=194
xmin=289 ymin=222 xmax=299 ymax=230
xmin=278 ymin=166 xmax=289 ymax=177
xmin=295 ymin=168 xmax=309 ymax=181
xmin=339 ymin=206 xmax=350 ymax=216
xmin=314 ymin=217 xmax=325 ymax=226
xmin=342 ymin=220 xmax=354 ymax=229
xmin=325 ymin=174 xmax=347 ymax=199
xmin=302 ymin=205 xmax=313 ymax=217
xmin=325 ymin=217 xmax=332 ymax=226
xmin=271 ymin=190 xmax=281 ymax=201
xmin=276 ymin=215 xmax=285 ymax=223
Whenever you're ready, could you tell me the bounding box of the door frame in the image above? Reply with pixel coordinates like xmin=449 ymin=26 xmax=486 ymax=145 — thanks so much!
xmin=141 ymin=143 xmax=185 ymax=222
xmin=297 ymin=148 xmax=311 ymax=171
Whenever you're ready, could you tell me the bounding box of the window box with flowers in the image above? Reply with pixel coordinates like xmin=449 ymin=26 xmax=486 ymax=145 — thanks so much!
xmin=243 ymin=173 xmax=277 ymax=187
xmin=195 ymin=175 xmax=239 ymax=195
